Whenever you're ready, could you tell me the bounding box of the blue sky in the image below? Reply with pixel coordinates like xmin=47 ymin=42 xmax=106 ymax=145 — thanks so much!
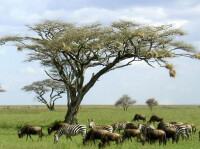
xmin=0 ymin=0 xmax=200 ymax=105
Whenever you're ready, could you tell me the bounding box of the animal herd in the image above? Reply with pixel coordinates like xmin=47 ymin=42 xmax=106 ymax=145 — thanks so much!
xmin=17 ymin=114 xmax=199 ymax=148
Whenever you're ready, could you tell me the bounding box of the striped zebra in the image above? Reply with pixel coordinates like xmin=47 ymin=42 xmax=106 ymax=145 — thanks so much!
xmin=164 ymin=125 xmax=189 ymax=142
xmin=54 ymin=124 xmax=87 ymax=143
xmin=88 ymin=119 xmax=113 ymax=133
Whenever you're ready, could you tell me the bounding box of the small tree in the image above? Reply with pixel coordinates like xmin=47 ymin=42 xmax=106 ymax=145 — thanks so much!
xmin=146 ymin=98 xmax=158 ymax=111
xmin=115 ymin=94 xmax=136 ymax=111
xmin=22 ymin=79 xmax=66 ymax=110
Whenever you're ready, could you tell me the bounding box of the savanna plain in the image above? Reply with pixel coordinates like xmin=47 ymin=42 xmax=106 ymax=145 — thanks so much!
xmin=0 ymin=105 xmax=199 ymax=149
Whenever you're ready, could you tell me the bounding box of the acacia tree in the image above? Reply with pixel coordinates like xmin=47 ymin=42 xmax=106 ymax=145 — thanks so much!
xmin=146 ymin=98 xmax=158 ymax=111
xmin=115 ymin=94 xmax=136 ymax=111
xmin=22 ymin=79 xmax=65 ymax=110
xmin=0 ymin=20 xmax=200 ymax=124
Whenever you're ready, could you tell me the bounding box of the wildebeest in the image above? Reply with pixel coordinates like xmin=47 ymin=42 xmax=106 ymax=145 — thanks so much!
xmin=48 ymin=122 xmax=69 ymax=135
xmin=132 ymin=114 xmax=146 ymax=122
xmin=157 ymin=122 xmax=177 ymax=143
xmin=125 ymin=123 xmax=139 ymax=129
xmin=170 ymin=121 xmax=183 ymax=125
xmin=145 ymin=127 xmax=166 ymax=145
xmin=83 ymin=128 xmax=109 ymax=145
xmin=148 ymin=115 xmax=163 ymax=124
xmin=99 ymin=132 xmax=121 ymax=148
xmin=122 ymin=129 xmax=142 ymax=142
xmin=18 ymin=125 xmax=43 ymax=141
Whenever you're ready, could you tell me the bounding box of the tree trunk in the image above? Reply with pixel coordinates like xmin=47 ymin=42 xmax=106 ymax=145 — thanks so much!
xmin=49 ymin=105 xmax=55 ymax=111
xmin=64 ymin=100 xmax=80 ymax=124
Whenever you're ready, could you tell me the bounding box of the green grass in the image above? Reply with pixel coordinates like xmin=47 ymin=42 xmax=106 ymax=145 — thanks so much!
xmin=0 ymin=105 xmax=200 ymax=149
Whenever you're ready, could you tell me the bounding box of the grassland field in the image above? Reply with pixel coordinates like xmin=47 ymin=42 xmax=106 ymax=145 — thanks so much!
xmin=0 ymin=105 xmax=200 ymax=149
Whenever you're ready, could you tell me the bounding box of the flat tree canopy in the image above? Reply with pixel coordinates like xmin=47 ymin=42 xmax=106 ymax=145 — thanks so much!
xmin=22 ymin=79 xmax=66 ymax=110
xmin=146 ymin=98 xmax=158 ymax=111
xmin=0 ymin=20 xmax=199 ymax=124
xmin=115 ymin=94 xmax=136 ymax=111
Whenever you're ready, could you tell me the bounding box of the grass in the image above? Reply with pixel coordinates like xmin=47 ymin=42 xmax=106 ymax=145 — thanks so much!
xmin=0 ymin=105 xmax=200 ymax=148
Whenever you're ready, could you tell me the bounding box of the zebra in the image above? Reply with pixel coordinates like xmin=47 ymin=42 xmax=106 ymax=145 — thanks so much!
xmin=54 ymin=124 xmax=87 ymax=143
xmin=112 ymin=121 xmax=129 ymax=133
xmin=88 ymin=119 xmax=113 ymax=133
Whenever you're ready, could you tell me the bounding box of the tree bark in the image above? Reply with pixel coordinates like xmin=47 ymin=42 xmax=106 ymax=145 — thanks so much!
xmin=64 ymin=102 xmax=79 ymax=124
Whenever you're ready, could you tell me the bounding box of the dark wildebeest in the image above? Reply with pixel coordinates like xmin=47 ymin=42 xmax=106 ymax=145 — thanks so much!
xmin=83 ymin=128 xmax=109 ymax=145
xmin=99 ymin=132 xmax=121 ymax=148
xmin=132 ymin=114 xmax=146 ymax=122
xmin=48 ymin=122 xmax=69 ymax=135
xmin=170 ymin=121 xmax=183 ymax=125
xmin=122 ymin=129 xmax=142 ymax=142
xmin=145 ymin=127 xmax=167 ymax=145
xmin=157 ymin=122 xmax=177 ymax=144
xmin=18 ymin=125 xmax=43 ymax=141
xmin=125 ymin=123 xmax=139 ymax=130
xmin=148 ymin=115 xmax=163 ymax=124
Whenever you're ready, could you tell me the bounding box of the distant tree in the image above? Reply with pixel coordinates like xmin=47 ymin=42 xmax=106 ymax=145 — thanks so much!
xmin=145 ymin=98 xmax=158 ymax=111
xmin=115 ymin=94 xmax=136 ymax=111
xmin=22 ymin=79 xmax=66 ymax=111
xmin=0 ymin=85 xmax=6 ymax=92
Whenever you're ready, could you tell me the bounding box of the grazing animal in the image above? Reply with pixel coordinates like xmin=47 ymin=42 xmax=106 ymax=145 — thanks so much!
xmin=175 ymin=125 xmax=189 ymax=142
xmin=83 ymin=128 xmax=109 ymax=145
xmin=132 ymin=114 xmax=146 ymax=122
xmin=157 ymin=122 xmax=177 ymax=144
xmin=48 ymin=122 xmax=69 ymax=135
xmin=170 ymin=121 xmax=183 ymax=125
xmin=163 ymin=124 xmax=189 ymax=142
xmin=125 ymin=123 xmax=139 ymax=130
xmin=99 ymin=132 xmax=121 ymax=148
xmin=182 ymin=124 xmax=193 ymax=140
xmin=184 ymin=123 xmax=196 ymax=134
xmin=122 ymin=129 xmax=142 ymax=142
xmin=112 ymin=121 xmax=129 ymax=133
xmin=88 ymin=119 xmax=113 ymax=133
xmin=145 ymin=127 xmax=166 ymax=145
xmin=54 ymin=124 xmax=87 ymax=143
xmin=148 ymin=115 xmax=163 ymax=124
xmin=18 ymin=125 xmax=43 ymax=141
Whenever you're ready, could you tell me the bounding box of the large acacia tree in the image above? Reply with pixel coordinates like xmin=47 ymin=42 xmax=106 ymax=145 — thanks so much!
xmin=0 ymin=20 xmax=200 ymax=124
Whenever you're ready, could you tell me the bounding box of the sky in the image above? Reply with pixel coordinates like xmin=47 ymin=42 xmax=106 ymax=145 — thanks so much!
xmin=0 ymin=0 xmax=200 ymax=105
